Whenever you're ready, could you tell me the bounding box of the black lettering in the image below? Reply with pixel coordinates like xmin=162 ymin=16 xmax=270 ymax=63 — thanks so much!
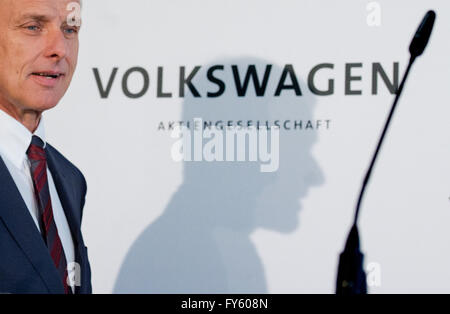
xmin=158 ymin=67 xmax=172 ymax=98
xmin=274 ymin=64 xmax=302 ymax=96
xmin=207 ymin=65 xmax=225 ymax=97
xmin=232 ymin=65 xmax=272 ymax=97
xmin=180 ymin=66 xmax=201 ymax=97
xmin=372 ymin=62 xmax=399 ymax=95
xmin=308 ymin=63 xmax=334 ymax=96
xmin=345 ymin=63 xmax=362 ymax=95
xmin=93 ymin=67 xmax=118 ymax=99
xmin=122 ymin=67 xmax=149 ymax=99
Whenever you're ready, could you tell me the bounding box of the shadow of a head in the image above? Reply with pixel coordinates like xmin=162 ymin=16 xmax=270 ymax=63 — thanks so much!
xmin=114 ymin=57 xmax=324 ymax=293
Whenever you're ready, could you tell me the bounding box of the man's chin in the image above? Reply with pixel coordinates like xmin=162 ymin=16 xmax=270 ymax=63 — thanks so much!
xmin=25 ymin=102 xmax=59 ymax=113
xmin=22 ymin=94 xmax=62 ymax=112
xmin=22 ymin=83 xmax=67 ymax=109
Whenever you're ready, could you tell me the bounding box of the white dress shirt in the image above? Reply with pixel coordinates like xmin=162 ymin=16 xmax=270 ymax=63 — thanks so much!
xmin=0 ymin=109 xmax=75 ymax=291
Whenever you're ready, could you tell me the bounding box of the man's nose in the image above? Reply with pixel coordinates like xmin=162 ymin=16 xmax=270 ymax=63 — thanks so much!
xmin=44 ymin=27 xmax=67 ymax=61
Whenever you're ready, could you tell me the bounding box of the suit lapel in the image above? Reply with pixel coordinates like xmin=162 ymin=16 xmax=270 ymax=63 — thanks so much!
xmin=45 ymin=148 xmax=82 ymax=247
xmin=0 ymin=156 xmax=64 ymax=293
xmin=45 ymin=147 xmax=85 ymax=294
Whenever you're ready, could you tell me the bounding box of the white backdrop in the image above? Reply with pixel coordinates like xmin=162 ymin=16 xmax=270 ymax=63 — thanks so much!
xmin=45 ymin=0 xmax=450 ymax=293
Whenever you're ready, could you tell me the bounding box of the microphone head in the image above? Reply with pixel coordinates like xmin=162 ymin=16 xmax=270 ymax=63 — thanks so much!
xmin=409 ymin=10 xmax=436 ymax=57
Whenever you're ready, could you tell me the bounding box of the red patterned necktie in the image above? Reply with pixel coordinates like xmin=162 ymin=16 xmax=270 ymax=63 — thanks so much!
xmin=27 ymin=135 xmax=71 ymax=294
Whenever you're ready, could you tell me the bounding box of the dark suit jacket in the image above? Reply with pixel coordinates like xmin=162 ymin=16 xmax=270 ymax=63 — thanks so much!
xmin=0 ymin=143 xmax=92 ymax=294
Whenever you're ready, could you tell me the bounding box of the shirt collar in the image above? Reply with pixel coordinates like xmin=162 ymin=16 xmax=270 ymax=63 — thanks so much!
xmin=0 ymin=109 xmax=46 ymax=170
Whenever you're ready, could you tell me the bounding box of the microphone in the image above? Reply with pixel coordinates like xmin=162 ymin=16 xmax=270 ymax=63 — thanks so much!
xmin=335 ymin=10 xmax=436 ymax=295
xmin=409 ymin=11 xmax=436 ymax=58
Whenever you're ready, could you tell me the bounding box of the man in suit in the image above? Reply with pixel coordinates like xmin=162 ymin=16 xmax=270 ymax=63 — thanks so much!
xmin=0 ymin=0 xmax=91 ymax=293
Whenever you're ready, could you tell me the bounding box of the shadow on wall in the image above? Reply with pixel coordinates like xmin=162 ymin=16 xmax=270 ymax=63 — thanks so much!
xmin=114 ymin=57 xmax=324 ymax=293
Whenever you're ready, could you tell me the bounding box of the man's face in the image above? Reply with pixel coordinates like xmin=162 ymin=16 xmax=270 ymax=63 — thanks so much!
xmin=0 ymin=0 xmax=81 ymax=114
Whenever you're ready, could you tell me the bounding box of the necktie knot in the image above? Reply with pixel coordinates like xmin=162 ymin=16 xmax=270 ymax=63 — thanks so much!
xmin=27 ymin=135 xmax=46 ymax=161
xmin=31 ymin=135 xmax=45 ymax=149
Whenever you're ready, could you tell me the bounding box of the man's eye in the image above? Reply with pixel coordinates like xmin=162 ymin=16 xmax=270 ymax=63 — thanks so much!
xmin=26 ymin=25 xmax=40 ymax=31
xmin=64 ymin=27 xmax=78 ymax=34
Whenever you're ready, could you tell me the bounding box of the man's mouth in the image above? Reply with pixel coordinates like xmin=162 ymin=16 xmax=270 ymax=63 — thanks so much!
xmin=31 ymin=72 xmax=64 ymax=79
xmin=30 ymin=71 xmax=65 ymax=87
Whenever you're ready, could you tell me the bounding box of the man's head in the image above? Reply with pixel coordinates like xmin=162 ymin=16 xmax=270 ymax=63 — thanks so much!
xmin=0 ymin=0 xmax=81 ymax=126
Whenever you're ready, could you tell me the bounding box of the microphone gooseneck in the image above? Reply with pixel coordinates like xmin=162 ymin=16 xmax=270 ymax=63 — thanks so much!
xmin=336 ymin=10 xmax=436 ymax=295
xmin=353 ymin=10 xmax=436 ymax=226
xmin=353 ymin=57 xmax=414 ymax=226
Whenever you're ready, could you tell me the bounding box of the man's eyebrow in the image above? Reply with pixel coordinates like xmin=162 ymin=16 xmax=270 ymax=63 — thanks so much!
xmin=62 ymin=20 xmax=82 ymax=29
xmin=16 ymin=14 xmax=51 ymax=24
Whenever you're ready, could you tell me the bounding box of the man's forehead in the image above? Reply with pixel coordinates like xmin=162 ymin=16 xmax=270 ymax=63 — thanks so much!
xmin=9 ymin=0 xmax=81 ymax=18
